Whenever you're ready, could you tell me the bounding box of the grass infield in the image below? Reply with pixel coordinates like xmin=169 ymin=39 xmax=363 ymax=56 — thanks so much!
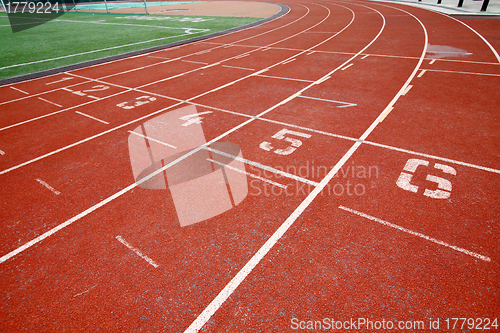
xmin=0 ymin=12 xmax=262 ymax=80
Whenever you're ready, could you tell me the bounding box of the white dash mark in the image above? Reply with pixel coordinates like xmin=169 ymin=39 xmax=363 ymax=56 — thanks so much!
xmin=38 ymin=97 xmax=62 ymax=108
xmin=401 ymin=85 xmax=413 ymax=96
xmin=74 ymin=285 xmax=97 ymax=297
xmin=208 ymin=159 xmax=287 ymax=189
xmin=418 ymin=69 xmax=427 ymax=78
xmin=116 ymin=236 xmax=159 ymax=268
xmin=10 ymin=86 xmax=29 ymax=95
xmin=36 ymin=179 xmax=61 ymax=195
xmin=127 ymin=130 xmax=177 ymax=149
xmin=86 ymin=95 xmax=100 ymax=100
xmin=282 ymin=58 xmax=296 ymax=65
xmin=0 ymin=149 xmax=5 ymax=155
xmin=221 ymin=65 xmax=255 ymax=71
xmin=429 ymin=59 xmax=436 ymax=65
xmin=361 ymin=54 xmax=370 ymax=59
xmin=306 ymin=51 xmax=315 ymax=55
xmin=339 ymin=206 xmax=491 ymax=262
xmin=377 ymin=106 xmax=394 ymax=123
xmin=75 ymin=111 xmax=109 ymax=124
xmin=341 ymin=63 xmax=354 ymax=71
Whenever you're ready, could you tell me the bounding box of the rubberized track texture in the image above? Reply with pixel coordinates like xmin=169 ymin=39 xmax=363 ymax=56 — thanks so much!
xmin=0 ymin=0 xmax=499 ymax=332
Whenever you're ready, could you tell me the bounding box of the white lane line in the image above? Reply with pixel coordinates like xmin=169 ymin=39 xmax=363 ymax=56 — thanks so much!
xmin=184 ymin=3 xmax=389 ymax=332
xmin=401 ymin=85 xmax=413 ymax=95
xmin=299 ymin=95 xmax=357 ymax=108
xmin=116 ymin=236 xmax=159 ymax=268
xmin=86 ymin=95 xmax=100 ymax=100
xmin=148 ymin=55 xmax=170 ymax=60
xmin=182 ymin=60 xmax=209 ymax=65
xmin=221 ymin=65 xmax=255 ymax=71
xmin=282 ymin=58 xmax=297 ymax=65
xmin=233 ymin=53 xmax=250 ymax=59
xmin=36 ymin=179 xmax=61 ymax=195
xmin=418 ymin=69 xmax=426 ymax=77
xmin=46 ymin=77 xmax=74 ymax=85
xmin=339 ymin=206 xmax=491 ymax=262
xmin=205 ymin=147 xmax=319 ymax=187
xmin=73 ymin=284 xmax=98 ymax=297
xmin=75 ymin=111 xmax=109 ymax=125
xmin=422 ymin=68 xmax=500 ymax=77
xmin=10 ymin=86 xmax=29 ymax=95
xmin=257 ymin=74 xmax=315 ymax=83
xmin=208 ymin=158 xmax=287 ymax=189
xmin=314 ymin=75 xmax=331 ymax=85
xmin=127 ymin=130 xmax=177 ymax=149
xmin=341 ymin=63 xmax=354 ymax=71
xmin=443 ymin=14 xmax=500 ymax=63
xmin=38 ymin=97 xmax=63 ymax=108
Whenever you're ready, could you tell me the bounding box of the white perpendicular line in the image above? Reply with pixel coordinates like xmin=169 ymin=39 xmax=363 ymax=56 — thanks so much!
xmin=205 ymin=147 xmax=319 ymax=187
xmin=418 ymin=69 xmax=426 ymax=77
xmin=37 ymin=97 xmax=63 ymax=108
xmin=127 ymin=130 xmax=177 ymax=149
xmin=116 ymin=236 xmax=159 ymax=268
xmin=298 ymin=95 xmax=357 ymax=108
xmin=75 ymin=111 xmax=109 ymax=125
xmin=36 ymin=179 xmax=61 ymax=195
xmin=10 ymin=86 xmax=29 ymax=95
xmin=338 ymin=206 xmax=491 ymax=262
xmin=207 ymin=158 xmax=287 ymax=189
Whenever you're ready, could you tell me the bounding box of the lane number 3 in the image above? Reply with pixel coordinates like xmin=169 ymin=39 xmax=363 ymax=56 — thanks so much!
xmin=117 ymin=96 xmax=156 ymax=110
xmin=260 ymin=129 xmax=311 ymax=156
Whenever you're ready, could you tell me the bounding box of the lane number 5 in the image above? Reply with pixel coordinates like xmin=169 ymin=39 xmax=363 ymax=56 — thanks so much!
xmin=260 ymin=129 xmax=311 ymax=156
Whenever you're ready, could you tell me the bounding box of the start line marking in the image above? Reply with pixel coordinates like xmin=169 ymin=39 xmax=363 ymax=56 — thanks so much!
xmin=339 ymin=206 xmax=491 ymax=262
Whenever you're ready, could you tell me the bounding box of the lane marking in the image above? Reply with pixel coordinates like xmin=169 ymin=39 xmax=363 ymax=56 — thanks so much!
xmin=315 ymin=75 xmax=331 ymax=84
xmin=75 ymin=111 xmax=109 ymax=125
xmin=233 ymin=53 xmax=250 ymax=59
xmin=221 ymin=65 xmax=255 ymax=71
xmin=116 ymin=236 xmax=159 ymax=268
xmin=339 ymin=206 xmax=491 ymax=262
xmin=127 ymin=130 xmax=177 ymax=149
xmin=10 ymin=86 xmax=30 ymax=95
xmin=377 ymin=106 xmax=394 ymax=123
xmin=205 ymin=147 xmax=319 ymax=187
xmin=148 ymin=55 xmax=170 ymax=60
xmin=184 ymin=3 xmax=391 ymax=332
xmin=257 ymin=74 xmax=315 ymax=83
xmin=0 ymin=150 xmax=5 ymax=155
xmin=361 ymin=54 xmax=370 ymax=59
xmin=208 ymin=158 xmax=287 ymax=189
xmin=36 ymin=179 xmax=61 ymax=195
xmin=202 ymin=62 xmax=221 ymax=69
xmin=86 ymin=95 xmax=100 ymax=100
xmin=282 ymin=58 xmax=297 ymax=65
xmin=341 ymin=63 xmax=354 ymax=71
xmin=73 ymin=284 xmax=97 ymax=297
xmin=299 ymin=95 xmax=357 ymax=108
xmin=37 ymin=97 xmax=63 ymax=108
xmin=182 ymin=60 xmax=209 ymax=65
xmin=418 ymin=69 xmax=426 ymax=77
xmin=401 ymin=85 xmax=413 ymax=96
xmin=429 ymin=59 xmax=436 ymax=65
xmin=422 ymin=68 xmax=500 ymax=77
xmin=279 ymin=92 xmax=301 ymax=106
xmin=306 ymin=51 xmax=315 ymax=55
xmin=46 ymin=77 xmax=73 ymax=85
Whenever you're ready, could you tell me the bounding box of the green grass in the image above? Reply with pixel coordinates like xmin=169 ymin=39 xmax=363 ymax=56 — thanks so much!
xmin=0 ymin=12 xmax=262 ymax=80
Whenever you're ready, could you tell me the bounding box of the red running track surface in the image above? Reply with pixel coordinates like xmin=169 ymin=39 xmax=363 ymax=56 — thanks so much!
xmin=0 ymin=0 xmax=499 ymax=332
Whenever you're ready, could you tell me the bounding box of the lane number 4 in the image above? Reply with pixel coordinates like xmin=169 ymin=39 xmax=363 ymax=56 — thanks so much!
xmin=260 ymin=129 xmax=311 ymax=156
xmin=396 ymin=158 xmax=456 ymax=199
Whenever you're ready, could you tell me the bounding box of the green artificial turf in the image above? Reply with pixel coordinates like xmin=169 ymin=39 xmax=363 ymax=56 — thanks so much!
xmin=0 ymin=12 xmax=262 ymax=80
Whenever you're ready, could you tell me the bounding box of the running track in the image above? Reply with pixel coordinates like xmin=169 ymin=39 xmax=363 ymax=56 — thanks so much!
xmin=1 ymin=1 xmax=499 ymax=331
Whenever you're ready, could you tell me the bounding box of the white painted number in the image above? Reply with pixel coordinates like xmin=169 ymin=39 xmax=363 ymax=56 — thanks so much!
xmin=396 ymin=159 xmax=456 ymax=199
xmin=117 ymin=96 xmax=156 ymax=110
xmin=260 ymin=129 xmax=312 ymax=156
xmin=73 ymin=85 xmax=109 ymax=96
xmin=179 ymin=111 xmax=212 ymax=127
